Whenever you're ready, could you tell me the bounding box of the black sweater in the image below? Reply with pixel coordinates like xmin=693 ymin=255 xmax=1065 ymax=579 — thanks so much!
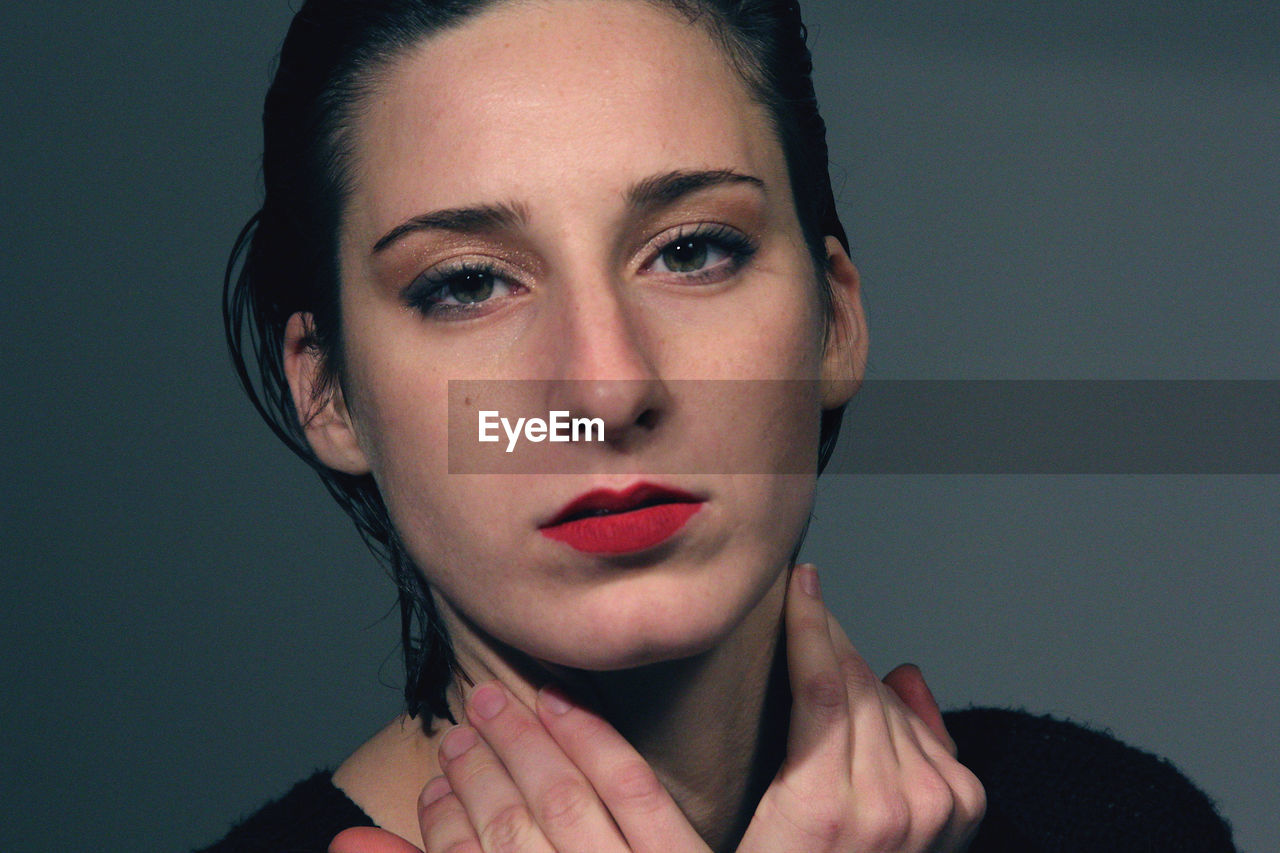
xmin=195 ymin=707 xmax=1235 ymax=852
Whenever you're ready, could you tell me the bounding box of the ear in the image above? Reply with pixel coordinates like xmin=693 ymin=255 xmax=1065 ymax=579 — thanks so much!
xmin=819 ymin=236 xmax=868 ymax=409
xmin=282 ymin=312 xmax=371 ymax=475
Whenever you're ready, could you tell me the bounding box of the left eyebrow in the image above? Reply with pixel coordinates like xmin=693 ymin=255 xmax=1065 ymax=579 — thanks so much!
xmin=625 ymin=168 xmax=766 ymax=211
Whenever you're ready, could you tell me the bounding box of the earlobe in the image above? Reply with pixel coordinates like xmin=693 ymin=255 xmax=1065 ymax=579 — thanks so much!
xmin=819 ymin=236 xmax=868 ymax=409
xmin=282 ymin=312 xmax=371 ymax=475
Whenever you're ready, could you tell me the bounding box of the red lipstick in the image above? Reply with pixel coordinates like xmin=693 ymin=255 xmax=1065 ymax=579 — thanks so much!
xmin=539 ymin=482 xmax=704 ymax=555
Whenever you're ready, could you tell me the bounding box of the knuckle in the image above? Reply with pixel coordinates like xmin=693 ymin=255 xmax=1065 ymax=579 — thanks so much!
xmin=800 ymin=800 xmax=847 ymax=846
xmin=535 ymin=777 xmax=595 ymax=831
xmin=496 ymin=710 xmax=542 ymax=749
xmin=605 ymin=759 xmax=666 ymax=814
xmin=755 ymin=793 xmax=848 ymax=848
xmin=479 ymin=803 xmax=536 ymax=853
xmin=439 ymin=843 xmax=483 ymax=853
xmin=800 ymin=671 xmax=847 ymax=715
xmin=952 ymin=764 xmax=988 ymax=824
xmin=838 ymin=653 xmax=875 ymax=688
xmin=857 ymin=789 xmax=911 ymax=849
xmin=910 ymin=769 xmax=957 ymax=833
xmin=792 ymin=608 xmax=830 ymax=637
xmin=447 ymin=753 xmax=490 ymax=790
xmin=419 ymin=791 xmax=459 ymax=824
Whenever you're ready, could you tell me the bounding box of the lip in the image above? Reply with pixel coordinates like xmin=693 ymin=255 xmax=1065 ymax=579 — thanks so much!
xmin=539 ymin=482 xmax=705 ymax=555
xmin=541 ymin=482 xmax=703 ymax=527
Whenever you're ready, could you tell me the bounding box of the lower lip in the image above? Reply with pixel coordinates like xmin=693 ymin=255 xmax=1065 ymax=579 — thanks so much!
xmin=540 ymin=502 xmax=703 ymax=555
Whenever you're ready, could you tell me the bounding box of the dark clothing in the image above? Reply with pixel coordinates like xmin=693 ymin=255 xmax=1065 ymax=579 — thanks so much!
xmin=195 ymin=707 xmax=1234 ymax=852
xmin=196 ymin=770 xmax=374 ymax=853
xmin=946 ymin=709 xmax=1233 ymax=851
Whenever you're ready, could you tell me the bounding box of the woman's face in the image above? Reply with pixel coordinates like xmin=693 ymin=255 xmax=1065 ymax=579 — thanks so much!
xmin=296 ymin=0 xmax=863 ymax=670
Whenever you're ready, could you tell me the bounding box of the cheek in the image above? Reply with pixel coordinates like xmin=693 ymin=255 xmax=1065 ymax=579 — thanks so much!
xmin=340 ymin=341 xmax=462 ymax=546
xmin=711 ymin=269 xmax=828 ymax=380
xmin=677 ymin=272 xmax=827 ymax=471
xmin=339 ymin=356 xmax=533 ymax=602
xmin=350 ymin=378 xmax=446 ymax=479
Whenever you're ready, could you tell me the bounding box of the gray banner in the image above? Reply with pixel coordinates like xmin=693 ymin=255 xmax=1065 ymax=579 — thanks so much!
xmin=447 ymin=380 xmax=1280 ymax=474
xmin=836 ymin=380 xmax=1280 ymax=474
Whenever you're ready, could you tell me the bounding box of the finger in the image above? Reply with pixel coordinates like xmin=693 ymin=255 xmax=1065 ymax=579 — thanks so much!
xmin=883 ymin=662 xmax=957 ymax=757
xmin=922 ymin=746 xmax=987 ymax=850
xmin=329 ymin=826 xmax=423 ymax=853
xmin=940 ymin=756 xmax=988 ymax=847
xmin=892 ymin=700 xmax=988 ymax=846
xmin=825 ymin=682 xmax=952 ymax=851
xmin=417 ymin=776 xmax=482 ymax=853
xmin=437 ymin=724 xmax=555 ymax=853
xmin=463 ymin=681 xmax=627 ymax=853
xmin=822 ymin=607 xmax=899 ymax=775
xmin=536 ymin=684 xmax=710 ymax=853
xmin=901 ymin=700 xmax=961 ymax=767
xmin=878 ymin=686 xmax=987 ymax=849
xmin=782 ymin=564 xmax=851 ymax=771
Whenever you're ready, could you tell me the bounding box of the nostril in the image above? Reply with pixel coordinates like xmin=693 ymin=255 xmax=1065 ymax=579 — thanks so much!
xmin=636 ymin=407 xmax=660 ymax=430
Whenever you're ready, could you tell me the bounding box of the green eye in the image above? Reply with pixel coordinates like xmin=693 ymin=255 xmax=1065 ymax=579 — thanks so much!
xmin=648 ymin=225 xmax=756 ymax=281
xmin=447 ymin=271 xmax=496 ymax=304
xmin=406 ymin=264 xmax=518 ymax=319
xmin=660 ymin=238 xmax=709 ymax=273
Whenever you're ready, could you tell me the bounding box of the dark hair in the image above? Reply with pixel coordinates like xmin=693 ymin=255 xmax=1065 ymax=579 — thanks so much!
xmin=225 ymin=0 xmax=850 ymax=725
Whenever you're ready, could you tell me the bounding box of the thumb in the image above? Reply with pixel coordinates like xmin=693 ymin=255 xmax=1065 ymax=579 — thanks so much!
xmin=882 ymin=663 xmax=958 ymax=757
xmin=329 ymin=827 xmax=423 ymax=853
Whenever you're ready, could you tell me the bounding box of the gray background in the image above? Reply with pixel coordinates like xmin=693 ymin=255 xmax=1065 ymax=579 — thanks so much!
xmin=2 ymin=1 xmax=1276 ymax=850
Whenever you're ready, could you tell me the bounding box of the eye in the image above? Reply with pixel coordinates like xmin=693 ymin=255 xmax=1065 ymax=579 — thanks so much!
xmin=645 ymin=224 xmax=756 ymax=283
xmin=658 ymin=237 xmax=713 ymax=273
xmin=404 ymin=263 xmax=522 ymax=319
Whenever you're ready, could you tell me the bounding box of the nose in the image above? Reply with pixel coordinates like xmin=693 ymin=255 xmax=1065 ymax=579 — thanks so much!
xmin=544 ymin=276 xmax=669 ymax=447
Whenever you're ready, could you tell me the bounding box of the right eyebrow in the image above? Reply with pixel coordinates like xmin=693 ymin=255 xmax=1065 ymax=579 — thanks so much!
xmin=371 ymin=201 xmax=530 ymax=255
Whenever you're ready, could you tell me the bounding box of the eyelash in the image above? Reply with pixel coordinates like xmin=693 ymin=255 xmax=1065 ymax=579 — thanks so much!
xmin=642 ymin=223 xmax=757 ymax=283
xmin=403 ymin=223 xmax=758 ymax=319
xmin=403 ymin=263 xmax=523 ymax=319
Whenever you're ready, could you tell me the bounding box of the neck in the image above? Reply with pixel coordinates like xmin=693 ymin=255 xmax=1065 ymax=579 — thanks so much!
xmin=584 ymin=597 xmax=789 ymax=851
xmin=443 ymin=571 xmax=790 ymax=852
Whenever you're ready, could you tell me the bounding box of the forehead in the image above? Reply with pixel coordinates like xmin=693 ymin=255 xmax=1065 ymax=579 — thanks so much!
xmin=345 ymin=0 xmax=783 ymax=236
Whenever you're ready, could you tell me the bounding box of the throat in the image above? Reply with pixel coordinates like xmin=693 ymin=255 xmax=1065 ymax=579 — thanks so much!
xmin=580 ymin=623 xmax=789 ymax=852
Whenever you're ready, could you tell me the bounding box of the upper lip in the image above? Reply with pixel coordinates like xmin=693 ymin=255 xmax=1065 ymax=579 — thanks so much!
xmin=540 ymin=482 xmax=704 ymax=527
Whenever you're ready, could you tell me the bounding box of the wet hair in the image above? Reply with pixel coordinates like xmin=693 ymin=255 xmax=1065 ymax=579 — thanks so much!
xmin=225 ymin=0 xmax=850 ymax=724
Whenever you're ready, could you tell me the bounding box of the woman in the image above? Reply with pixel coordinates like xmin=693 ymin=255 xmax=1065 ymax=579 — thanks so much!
xmin=206 ymin=0 xmax=1235 ymax=850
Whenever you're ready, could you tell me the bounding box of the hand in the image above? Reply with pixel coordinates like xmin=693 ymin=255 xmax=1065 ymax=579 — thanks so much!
xmin=330 ymin=827 xmax=421 ymax=853
xmin=332 ymin=563 xmax=985 ymax=852
xmin=735 ymin=564 xmax=985 ymax=851
xmin=330 ymin=680 xmax=707 ymax=853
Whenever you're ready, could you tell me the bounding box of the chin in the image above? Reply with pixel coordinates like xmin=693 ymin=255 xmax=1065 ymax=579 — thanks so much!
xmin=527 ymin=575 xmax=776 ymax=672
xmin=562 ymin=629 xmax=725 ymax=672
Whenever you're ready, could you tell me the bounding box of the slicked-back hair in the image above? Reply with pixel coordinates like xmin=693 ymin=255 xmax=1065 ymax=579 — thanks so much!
xmin=225 ymin=0 xmax=850 ymax=725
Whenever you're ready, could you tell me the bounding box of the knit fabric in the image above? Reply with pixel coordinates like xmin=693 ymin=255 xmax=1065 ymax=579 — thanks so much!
xmin=195 ymin=770 xmax=374 ymax=853
xmin=193 ymin=708 xmax=1235 ymax=852
xmin=947 ymin=708 xmax=1234 ymax=852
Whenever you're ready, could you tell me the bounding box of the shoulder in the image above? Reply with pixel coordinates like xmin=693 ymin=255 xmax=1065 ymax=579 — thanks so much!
xmin=332 ymin=713 xmax=442 ymax=842
xmin=192 ymin=770 xmax=373 ymax=853
xmin=944 ymin=707 xmax=1235 ymax=852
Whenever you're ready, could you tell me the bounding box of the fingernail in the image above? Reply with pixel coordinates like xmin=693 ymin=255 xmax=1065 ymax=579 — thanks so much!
xmin=539 ymin=684 xmax=574 ymax=716
xmin=469 ymin=683 xmax=507 ymax=721
xmin=419 ymin=775 xmax=451 ymax=809
xmin=440 ymin=725 xmax=478 ymax=761
xmin=798 ymin=563 xmax=821 ymax=598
